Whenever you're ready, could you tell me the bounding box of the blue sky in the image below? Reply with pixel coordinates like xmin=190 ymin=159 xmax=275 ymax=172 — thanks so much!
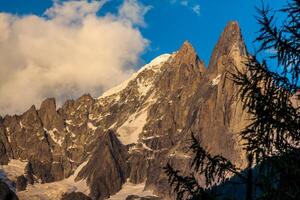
xmin=0 ymin=0 xmax=285 ymax=66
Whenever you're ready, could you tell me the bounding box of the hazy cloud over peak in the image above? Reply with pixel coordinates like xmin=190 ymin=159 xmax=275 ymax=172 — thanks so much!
xmin=0 ymin=0 xmax=149 ymax=115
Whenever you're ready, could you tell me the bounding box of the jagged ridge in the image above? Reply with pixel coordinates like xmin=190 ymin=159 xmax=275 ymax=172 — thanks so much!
xmin=0 ymin=21 xmax=253 ymax=200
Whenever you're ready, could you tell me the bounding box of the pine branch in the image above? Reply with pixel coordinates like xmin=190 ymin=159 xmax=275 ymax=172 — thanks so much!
xmin=254 ymin=1 xmax=300 ymax=86
xmin=189 ymin=133 xmax=244 ymax=186
xmin=229 ymin=56 xmax=300 ymax=162
xmin=164 ymin=163 xmax=216 ymax=200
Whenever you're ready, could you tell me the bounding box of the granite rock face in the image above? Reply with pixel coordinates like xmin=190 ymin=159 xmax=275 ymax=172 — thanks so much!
xmin=188 ymin=21 xmax=249 ymax=164
xmin=0 ymin=94 xmax=99 ymax=183
xmin=0 ymin=21 xmax=271 ymax=200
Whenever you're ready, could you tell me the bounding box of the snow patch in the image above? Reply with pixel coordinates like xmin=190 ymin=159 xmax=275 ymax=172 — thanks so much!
xmin=117 ymin=108 xmax=148 ymax=145
xmin=17 ymin=161 xmax=89 ymax=200
xmin=140 ymin=53 xmax=172 ymax=73
xmin=98 ymin=53 xmax=172 ymax=99
xmin=77 ymin=104 xmax=82 ymax=110
xmin=141 ymin=143 xmax=153 ymax=151
xmin=211 ymin=74 xmax=222 ymax=86
xmin=45 ymin=128 xmax=63 ymax=146
xmin=109 ymin=122 xmax=117 ymax=130
xmin=87 ymin=122 xmax=97 ymax=131
xmin=7 ymin=135 xmax=11 ymax=143
xmin=169 ymin=152 xmax=191 ymax=159
xmin=107 ymin=181 xmax=156 ymax=200
xmin=0 ymin=159 xmax=27 ymax=181
xmin=137 ymin=79 xmax=152 ymax=96
xmin=65 ymin=120 xmax=73 ymax=125
xmin=116 ymin=93 xmax=158 ymax=145
xmin=19 ymin=121 xmax=25 ymax=128
xmin=0 ymin=159 xmax=27 ymax=191
xmin=65 ymin=126 xmax=75 ymax=138
xmin=89 ymin=113 xmax=103 ymax=122
xmin=6 ymin=128 xmax=11 ymax=143
xmin=142 ymin=135 xmax=162 ymax=140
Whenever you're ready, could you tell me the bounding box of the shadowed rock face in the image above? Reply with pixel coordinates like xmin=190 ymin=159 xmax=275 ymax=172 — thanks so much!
xmin=0 ymin=21 xmax=263 ymax=200
xmin=61 ymin=192 xmax=92 ymax=200
xmin=0 ymin=180 xmax=19 ymax=200
xmin=38 ymin=98 xmax=65 ymax=132
xmin=0 ymin=140 xmax=9 ymax=165
xmin=76 ymin=130 xmax=128 ymax=200
xmin=126 ymin=195 xmax=162 ymax=200
xmin=16 ymin=175 xmax=27 ymax=192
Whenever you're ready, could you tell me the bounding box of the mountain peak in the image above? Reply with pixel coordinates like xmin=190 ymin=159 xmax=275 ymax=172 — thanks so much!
xmin=208 ymin=20 xmax=247 ymax=74
xmin=173 ymin=40 xmax=205 ymax=73
xmin=177 ymin=40 xmax=196 ymax=57
xmin=222 ymin=21 xmax=244 ymax=44
xmin=226 ymin=21 xmax=240 ymax=30
xmin=40 ymin=98 xmax=56 ymax=111
xmin=182 ymin=40 xmax=194 ymax=49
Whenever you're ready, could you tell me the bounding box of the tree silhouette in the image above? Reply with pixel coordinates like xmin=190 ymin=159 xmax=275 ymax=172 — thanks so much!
xmin=164 ymin=0 xmax=300 ymax=199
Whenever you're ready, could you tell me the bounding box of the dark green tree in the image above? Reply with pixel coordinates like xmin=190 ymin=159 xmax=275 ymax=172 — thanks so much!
xmin=164 ymin=0 xmax=300 ymax=199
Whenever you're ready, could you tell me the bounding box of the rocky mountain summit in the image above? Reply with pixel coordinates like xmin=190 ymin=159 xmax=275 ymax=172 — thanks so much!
xmin=0 ymin=21 xmax=256 ymax=200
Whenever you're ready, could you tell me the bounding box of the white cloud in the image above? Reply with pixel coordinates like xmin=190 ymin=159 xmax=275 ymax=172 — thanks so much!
xmin=0 ymin=0 xmax=150 ymax=115
xmin=192 ymin=4 xmax=200 ymax=15
xmin=180 ymin=1 xmax=188 ymax=6
xmin=45 ymin=0 xmax=104 ymax=24
xmin=118 ymin=0 xmax=152 ymax=27
xmin=170 ymin=0 xmax=200 ymax=16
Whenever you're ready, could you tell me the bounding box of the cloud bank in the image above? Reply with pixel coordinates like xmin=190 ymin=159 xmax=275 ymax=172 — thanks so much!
xmin=0 ymin=0 xmax=150 ymax=115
